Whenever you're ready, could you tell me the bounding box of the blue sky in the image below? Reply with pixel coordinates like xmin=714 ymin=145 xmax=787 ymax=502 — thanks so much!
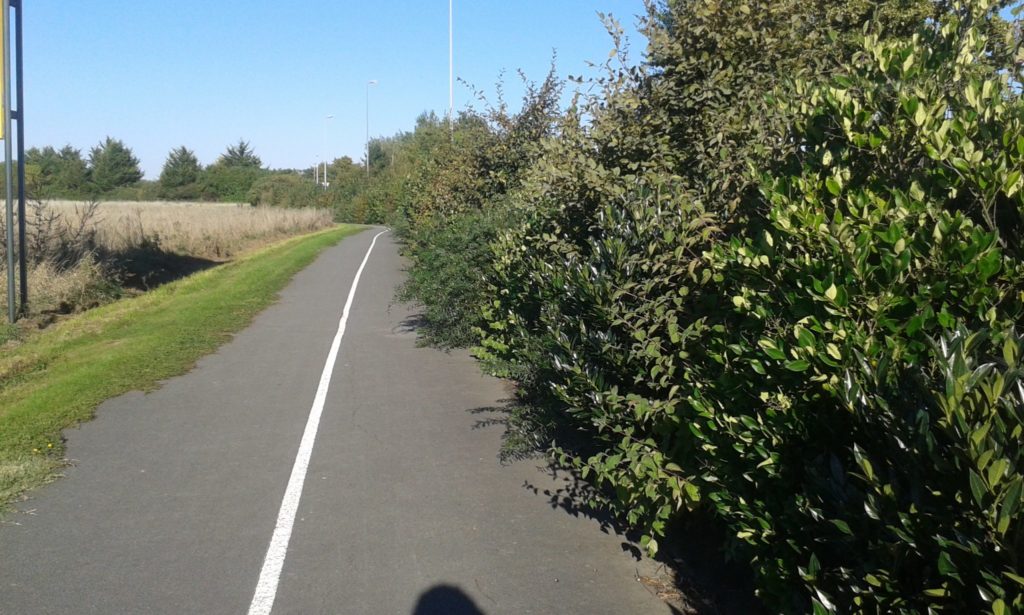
xmin=24 ymin=1 xmax=648 ymax=178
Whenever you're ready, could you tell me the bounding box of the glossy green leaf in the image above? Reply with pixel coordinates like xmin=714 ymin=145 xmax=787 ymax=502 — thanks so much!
xmin=826 ymin=177 xmax=842 ymax=196
xmin=970 ymin=470 xmax=987 ymax=507
xmin=785 ymin=360 xmax=811 ymax=372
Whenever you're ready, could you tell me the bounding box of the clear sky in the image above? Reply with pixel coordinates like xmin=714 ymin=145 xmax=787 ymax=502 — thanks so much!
xmin=23 ymin=1 xmax=648 ymax=178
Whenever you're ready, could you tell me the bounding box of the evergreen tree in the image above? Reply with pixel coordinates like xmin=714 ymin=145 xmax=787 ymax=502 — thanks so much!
xmin=159 ymin=146 xmax=200 ymax=189
xmin=24 ymin=145 xmax=88 ymax=197
xmin=217 ymin=139 xmax=262 ymax=168
xmin=55 ymin=146 xmax=89 ymax=194
xmin=88 ymin=137 xmax=142 ymax=192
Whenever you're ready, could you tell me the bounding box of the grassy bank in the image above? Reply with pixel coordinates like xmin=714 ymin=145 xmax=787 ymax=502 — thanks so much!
xmin=1 ymin=200 xmax=337 ymax=321
xmin=0 ymin=224 xmax=364 ymax=508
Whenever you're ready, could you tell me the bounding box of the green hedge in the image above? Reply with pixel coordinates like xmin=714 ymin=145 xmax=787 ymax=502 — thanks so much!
xmin=247 ymin=173 xmax=318 ymax=208
xmin=472 ymin=2 xmax=1024 ymax=613
xmin=386 ymin=0 xmax=1024 ymax=611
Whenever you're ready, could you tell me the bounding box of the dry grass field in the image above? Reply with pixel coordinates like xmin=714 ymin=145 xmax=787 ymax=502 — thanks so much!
xmin=40 ymin=200 xmax=334 ymax=259
xmin=0 ymin=200 xmax=336 ymax=324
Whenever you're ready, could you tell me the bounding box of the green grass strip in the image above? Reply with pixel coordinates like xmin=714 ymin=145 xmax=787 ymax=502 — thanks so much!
xmin=0 ymin=224 xmax=365 ymax=508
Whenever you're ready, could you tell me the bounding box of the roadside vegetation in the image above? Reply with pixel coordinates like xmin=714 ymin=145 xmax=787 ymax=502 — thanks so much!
xmin=0 ymin=98 xmax=356 ymax=513
xmin=0 ymin=224 xmax=361 ymax=508
xmin=337 ymin=0 xmax=1024 ymax=612
xmin=0 ymin=200 xmax=334 ymax=333
xmin=20 ymin=138 xmax=269 ymax=204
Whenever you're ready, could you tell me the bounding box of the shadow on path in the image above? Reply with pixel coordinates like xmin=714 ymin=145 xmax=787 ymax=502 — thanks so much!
xmin=472 ymin=400 xmax=766 ymax=615
xmin=412 ymin=585 xmax=486 ymax=615
xmin=393 ymin=313 xmax=428 ymax=337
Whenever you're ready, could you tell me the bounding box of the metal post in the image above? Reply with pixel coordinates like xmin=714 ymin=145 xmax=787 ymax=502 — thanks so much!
xmin=14 ymin=0 xmax=24 ymax=313
xmin=3 ymin=0 xmax=15 ymax=323
xmin=323 ymin=115 xmax=333 ymax=190
xmin=365 ymin=81 xmax=377 ymax=178
xmin=366 ymin=85 xmax=369 ymax=178
xmin=448 ymin=0 xmax=453 ymax=134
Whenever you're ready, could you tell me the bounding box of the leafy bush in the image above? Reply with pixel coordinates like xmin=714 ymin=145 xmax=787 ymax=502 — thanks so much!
xmin=391 ymin=70 xmax=564 ymax=348
xmin=475 ymin=1 xmax=1024 ymax=612
xmin=103 ymin=182 xmax=161 ymax=202
xmin=315 ymin=0 xmax=1024 ymax=610
xmin=247 ymin=173 xmax=318 ymax=208
xmin=398 ymin=204 xmax=520 ymax=349
xmin=198 ymin=164 xmax=265 ymax=202
xmin=684 ymin=12 xmax=1024 ymax=610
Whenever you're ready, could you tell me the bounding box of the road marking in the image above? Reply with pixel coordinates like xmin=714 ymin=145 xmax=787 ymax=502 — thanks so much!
xmin=248 ymin=229 xmax=388 ymax=615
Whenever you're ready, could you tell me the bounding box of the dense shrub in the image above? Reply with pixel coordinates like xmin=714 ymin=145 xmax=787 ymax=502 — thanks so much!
xmin=103 ymin=182 xmax=161 ymax=202
xmin=198 ymin=164 xmax=265 ymax=203
xmin=472 ymin=1 xmax=1024 ymax=613
xmin=690 ymin=15 xmax=1024 ymax=610
xmin=247 ymin=173 xmax=318 ymax=208
xmin=391 ymin=71 xmax=564 ymax=347
xmin=332 ymin=0 xmax=1024 ymax=610
xmin=397 ymin=204 xmax=520 ymax=348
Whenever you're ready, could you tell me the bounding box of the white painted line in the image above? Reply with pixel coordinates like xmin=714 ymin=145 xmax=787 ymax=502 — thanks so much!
xmin=248 ymin=229 xmax=389 ymax=615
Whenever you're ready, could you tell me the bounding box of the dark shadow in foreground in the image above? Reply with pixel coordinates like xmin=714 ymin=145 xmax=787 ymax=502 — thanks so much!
xmin=393 ymin=313 xmax=428 ymax=337
xmin=412 ymin=585 xmax=486 ymax=615
xmin=472 ymin=400 xmax=766 ymax=615
xmin=110 ymin=244 xmax=221 ymax=291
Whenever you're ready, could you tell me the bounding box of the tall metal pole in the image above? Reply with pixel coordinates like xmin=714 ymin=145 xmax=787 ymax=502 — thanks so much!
xmin=365 ymin=80 xmax=377 ymax=178
xmin=322 ymin=114 xmax=333 ymax=190
xmin=3 ymin=0 xmax=15 ymax=323
xmin=448 ymin=0 xmax=453 ymax=134
xmin=14 ymin=0 xmax=24 ymax=313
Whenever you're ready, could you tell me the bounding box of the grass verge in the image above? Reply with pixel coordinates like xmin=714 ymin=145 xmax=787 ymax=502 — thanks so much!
xmin=0 ymin=224 xmax=365 ymax=508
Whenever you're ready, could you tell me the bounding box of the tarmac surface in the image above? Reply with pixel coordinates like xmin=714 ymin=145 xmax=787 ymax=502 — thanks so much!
xmin=0 ymin=229 xmax=671 ymax=614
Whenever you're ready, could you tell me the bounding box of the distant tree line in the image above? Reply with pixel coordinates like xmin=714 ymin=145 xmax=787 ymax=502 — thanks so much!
xmin=19 ymin=133 xmax=408 ymax=214
xmin=20 ymin=137 xmax=329 ymax=208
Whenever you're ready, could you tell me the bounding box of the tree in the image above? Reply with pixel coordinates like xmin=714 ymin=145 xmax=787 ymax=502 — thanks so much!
xmin=159 ymin=146 xmax=201 ymax=198
xmin=88 ymin=137 xmax=142 ymax=193
xmin=24 ymin=145 xmax=88 ymax=197
xmin=247 ymin=173 xmax=317 ymax=208
xmin=25 ymin=146 xmax=60 ymax=196
xmin=198 ymin=165 xmax=264 ymax=202
xmin=55 ymin=146 xmax=89 ymax=194
xmin=25 ymin=146 xmax=59 ymax=176
xmin=217 ymin=139 xmax=262 ymax=168
xmin=324 ymin=156 xmax=366 ymax=201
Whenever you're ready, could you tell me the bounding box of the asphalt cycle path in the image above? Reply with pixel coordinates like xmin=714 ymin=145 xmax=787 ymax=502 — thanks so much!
xmin=0 ymin=228 xmax=671 ymax=614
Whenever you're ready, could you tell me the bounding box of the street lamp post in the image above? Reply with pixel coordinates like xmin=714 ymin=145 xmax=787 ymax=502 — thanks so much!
xmin=322 ymin=114 xmax=334 ymax=189
xmin=449 ymin=0 xmax=453 ymax=134
xmin=366 ymin=80 xmax=378 ymax=178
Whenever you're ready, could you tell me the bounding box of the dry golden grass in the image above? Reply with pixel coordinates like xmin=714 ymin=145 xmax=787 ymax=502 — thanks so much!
xmin=42 ymin=200 xmax=335 ymax=260
xmin=1 ymin=259 xmax=119 ymax=331
xmin=18 ymin=257 xmax=117 ymax=313
xmin=0 ymin=200 xmax=337 ymax=320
